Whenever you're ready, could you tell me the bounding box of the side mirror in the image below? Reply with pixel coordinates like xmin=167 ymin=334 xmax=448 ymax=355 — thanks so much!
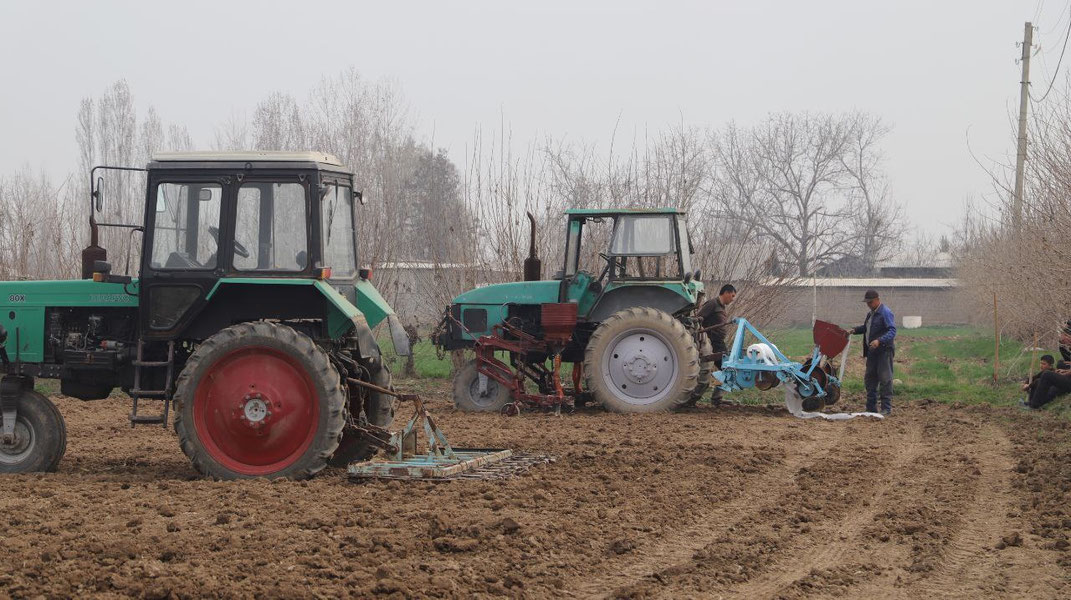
xmin=694 ymin=269 xmax=702 ymax=282
xmin=197 ymin=188 xmax=214 ymax=202
xmin=93 ymin=260 xmax=112 ymax=274
xmin=353 ymin=190 xmax=365 ymax=205
xmin=93 ymin=176 xmax=104 ymax=212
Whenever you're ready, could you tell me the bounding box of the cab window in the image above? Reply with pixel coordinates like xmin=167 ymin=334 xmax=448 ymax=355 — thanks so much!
xmin=233 ymin=182 xmax=308 ymax=272
xmin=150 ymin=183 xmax=222 ymax=269
xmin=321 ymin=183 xmax=357 ymax=278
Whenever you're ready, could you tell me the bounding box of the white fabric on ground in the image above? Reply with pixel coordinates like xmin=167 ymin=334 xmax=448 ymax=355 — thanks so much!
xmin=784 ymin=388 xmax=884 ymax=421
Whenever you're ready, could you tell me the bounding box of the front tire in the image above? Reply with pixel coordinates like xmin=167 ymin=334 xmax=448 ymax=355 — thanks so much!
xmin=173 ymin=322 xmax=345 ymax=480
xmin=452 ymin=359 xmax=511 ymax=412
xmin=584 ymin=307 xmax=700 ymax=413
xmin=0 ymin=389 xmax=66 ymax=473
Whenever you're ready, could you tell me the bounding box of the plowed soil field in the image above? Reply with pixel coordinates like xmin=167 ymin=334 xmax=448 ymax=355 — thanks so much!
xmin=1 ymin=381 xmax=1068 ymax=599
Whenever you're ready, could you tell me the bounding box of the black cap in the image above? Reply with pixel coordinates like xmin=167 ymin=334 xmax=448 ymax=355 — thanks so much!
xmin=863 ymin=289 xmax=879 ymax=301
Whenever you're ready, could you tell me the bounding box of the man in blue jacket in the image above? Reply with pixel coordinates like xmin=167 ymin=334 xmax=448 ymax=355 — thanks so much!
xmin=849 ymin=289 xmax=896 ymax=415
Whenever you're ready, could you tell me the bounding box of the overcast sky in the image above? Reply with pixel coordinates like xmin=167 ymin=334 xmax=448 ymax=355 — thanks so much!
xmin=0 ymin=1 xmax=1065 ymax=235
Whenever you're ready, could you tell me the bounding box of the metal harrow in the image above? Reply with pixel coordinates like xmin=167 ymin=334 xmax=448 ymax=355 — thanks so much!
xmin=345 ymin=378 xmax=550 ymax=480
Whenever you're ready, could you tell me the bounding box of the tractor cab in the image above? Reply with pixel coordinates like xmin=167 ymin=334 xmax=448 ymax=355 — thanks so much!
xmin=436 ymin=208 xmax=703 ymax=350
xmin=126 ymin=152 xmax=383 ymax=341
xmin=558 ymin=209 xmax=701 ymax=319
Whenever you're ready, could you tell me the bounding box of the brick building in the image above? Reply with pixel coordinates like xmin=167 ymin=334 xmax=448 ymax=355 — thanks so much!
xmin=767 ymin=278 xmax=968 ymax=328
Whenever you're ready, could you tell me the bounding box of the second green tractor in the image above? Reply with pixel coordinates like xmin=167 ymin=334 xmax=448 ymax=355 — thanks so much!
xmin=434 ymin=209 xmax=714 ymax=413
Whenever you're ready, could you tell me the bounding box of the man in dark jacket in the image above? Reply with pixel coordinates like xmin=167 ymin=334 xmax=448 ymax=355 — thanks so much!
xmin=1023 ymin=355 xmax=1055 ymax=398
xmin=849 ymin=289 xmax=896 ymax=415
xmin=1028 ymin=367 xmax=1071 ymax=408
xmin=698 ymin=283 xmax=736 ymax=405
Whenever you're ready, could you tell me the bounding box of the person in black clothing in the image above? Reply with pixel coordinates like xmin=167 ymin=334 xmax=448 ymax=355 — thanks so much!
xmin=1059 ymin=320 xmax=1071 ymax=365
xmin=1028 ymin=365 xmax=1071 ymax=409
xmin=1023 ymin=355 xmax=1055 ymax=398
xmin=697 ymin=283 xmax=736 ymax=405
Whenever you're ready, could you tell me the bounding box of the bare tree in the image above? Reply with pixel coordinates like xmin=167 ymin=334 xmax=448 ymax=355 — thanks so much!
xmin=841 ymin=114 xmax=906 ymax=271
xmin=957 ymin=81 xmax=1071 ymax=343
xmin=710 ymin=112 xmax=901 ymax=277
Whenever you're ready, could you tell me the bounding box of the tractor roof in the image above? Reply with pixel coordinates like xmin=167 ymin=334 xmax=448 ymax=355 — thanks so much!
xmin=564 ymin=207 xmax=683 ymax=216
xmin=149 ymin=151 xmax=351 ymax=173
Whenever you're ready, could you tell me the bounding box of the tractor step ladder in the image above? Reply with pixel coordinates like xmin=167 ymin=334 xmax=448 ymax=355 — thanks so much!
xmin=129 ymin=340 xmax=175 ymax=428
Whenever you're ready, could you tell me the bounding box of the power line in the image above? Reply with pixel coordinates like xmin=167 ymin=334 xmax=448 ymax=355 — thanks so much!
xmin=1031 ymin=9 xmax=1071 ymax=103
xmin=1043 ymin=0 xmax=1071 ymax=36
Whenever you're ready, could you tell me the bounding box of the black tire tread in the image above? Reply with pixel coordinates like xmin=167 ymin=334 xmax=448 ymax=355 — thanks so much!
xmin=0 ymin=389 xmax=66 ymax=473
xmin=686 ymin=336 xmax=715 ymax=407
xmin=329 ymin=361 xmax=394 ymax=466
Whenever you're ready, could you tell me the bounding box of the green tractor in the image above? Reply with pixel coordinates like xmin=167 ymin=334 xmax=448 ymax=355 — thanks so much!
xmin=433 ymin=208 xmax=713 ymax=414
xmin=0 ymin=151 xmax=410 ymax=478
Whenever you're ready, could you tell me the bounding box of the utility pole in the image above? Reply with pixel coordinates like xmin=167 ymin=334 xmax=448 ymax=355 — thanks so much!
xmin=1013 ymin=21 xmax=1033 ymax=230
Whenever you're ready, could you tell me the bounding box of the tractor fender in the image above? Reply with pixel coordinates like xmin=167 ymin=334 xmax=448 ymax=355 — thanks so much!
xmin=195 ymin=280 xmax=382 ymax=359
xmin=587 ymin=284 xmax=693 ymax=322
xmin=312 ymin=281 xmax=401 ymax=359
xmin=200 ymin=279 xmax=408 ymax=357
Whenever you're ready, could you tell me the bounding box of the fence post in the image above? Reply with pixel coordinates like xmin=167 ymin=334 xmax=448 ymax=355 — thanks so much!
xmin=993 ymin=292 xmax=1000 ymax=382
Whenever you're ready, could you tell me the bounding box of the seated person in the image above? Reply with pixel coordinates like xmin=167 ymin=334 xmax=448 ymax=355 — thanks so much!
xmin=1022 ymin=355 xmax=1055 ymax=398
xmin=1060 ymin=320 xmax=1071 ymax=365
xmin=1028 ymin=357 xmax=1071 ymax=409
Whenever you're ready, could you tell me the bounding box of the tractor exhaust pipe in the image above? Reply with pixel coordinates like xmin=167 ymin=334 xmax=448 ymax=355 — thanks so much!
xmin=523 ymin=211 xmax=541 ymax=281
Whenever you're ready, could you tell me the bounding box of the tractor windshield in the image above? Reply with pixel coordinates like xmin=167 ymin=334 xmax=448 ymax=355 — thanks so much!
xmin=607 ymin=215 xmax=682 ymax=279
xmin=321 ymin=183 xmax=357 ymax=278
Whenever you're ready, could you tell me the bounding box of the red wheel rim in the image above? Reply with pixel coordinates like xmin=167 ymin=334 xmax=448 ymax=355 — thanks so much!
xmin=193 ymin=345 xmax=319 ymax=476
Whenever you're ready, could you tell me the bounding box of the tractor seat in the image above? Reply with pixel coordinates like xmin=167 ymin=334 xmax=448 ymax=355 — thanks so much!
xmin=164 ymin=252 xmax=200 ymax=269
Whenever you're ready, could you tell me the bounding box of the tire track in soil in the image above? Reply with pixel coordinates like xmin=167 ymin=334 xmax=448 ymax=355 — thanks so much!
xmin=568 ymin=418 xmax=849 ymax=599
xmin=728 ymin=421 xmax=924 ymax=599
xmin=894 ymin=422 xmax=1057 ymax=599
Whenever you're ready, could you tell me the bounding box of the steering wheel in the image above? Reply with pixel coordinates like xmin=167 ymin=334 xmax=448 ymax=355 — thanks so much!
xmin=208 ymin=226 xmax=250 ymax=259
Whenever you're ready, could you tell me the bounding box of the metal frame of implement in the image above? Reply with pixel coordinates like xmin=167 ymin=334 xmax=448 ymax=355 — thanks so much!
xmin=712 ymin=317 xmax=845 ymax=399
xmin=345 ymin=378 xmax=514 ymax=480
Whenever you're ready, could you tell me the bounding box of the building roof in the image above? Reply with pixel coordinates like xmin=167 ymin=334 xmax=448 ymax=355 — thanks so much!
xmin=564 ymin=207 xmax=683 ymax=216
xmin=774 ymin=278 xmax=959 ymax=288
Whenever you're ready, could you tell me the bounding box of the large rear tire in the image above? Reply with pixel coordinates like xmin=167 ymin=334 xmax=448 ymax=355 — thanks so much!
xmin=329 ymin=361 xmax=395 ymax=466
xmin=0 ymin=389 xmax=66 ymax=473
xmin=452 ymin=359 xmax=511 ymax=412
xmin=173 ymin=322 xmax=345 ymax=480
xmin=584 ymin=307 xmax=700 ymax=413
